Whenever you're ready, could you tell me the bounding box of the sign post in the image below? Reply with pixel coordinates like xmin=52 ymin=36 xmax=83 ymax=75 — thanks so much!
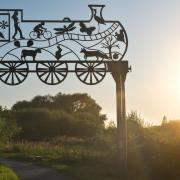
xmin=109 ymin=61 xmax=130 ymax=178
xmin=0 ymin=4 xmax=130 ymax=178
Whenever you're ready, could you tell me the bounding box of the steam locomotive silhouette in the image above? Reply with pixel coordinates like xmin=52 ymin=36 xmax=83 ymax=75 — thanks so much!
xmin=0 ymin=5 xmax=128 ymax=85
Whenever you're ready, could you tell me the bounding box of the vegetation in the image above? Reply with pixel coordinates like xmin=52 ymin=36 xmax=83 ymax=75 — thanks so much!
xmin=1 ymin=93 xmax=180 ymax=179
xmin=12 ymin=93 xmax=106 ymax=141
xmin=0 ymin=164 xmax=19 ymax=180
xmin=0 ymin=106 xmax=20 ymax=145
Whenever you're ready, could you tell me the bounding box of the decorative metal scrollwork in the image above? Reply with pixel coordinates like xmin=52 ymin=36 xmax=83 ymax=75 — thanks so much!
xmin=0 ymin=5 xmax=128 ymax=86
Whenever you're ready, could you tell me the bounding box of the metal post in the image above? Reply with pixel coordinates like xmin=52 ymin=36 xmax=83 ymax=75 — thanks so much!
xmin=116 ymin=74 xmax=127 ymax=178
xmin=109 ymin=61 xmax=129 ymax=179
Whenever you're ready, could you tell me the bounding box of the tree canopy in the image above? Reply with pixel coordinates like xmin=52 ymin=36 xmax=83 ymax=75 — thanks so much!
xmin=11 ymin=93 xmax=106 ymax=140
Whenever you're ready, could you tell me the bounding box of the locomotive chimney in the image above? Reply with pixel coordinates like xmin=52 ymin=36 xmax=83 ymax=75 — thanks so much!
xmin=88 ymin=4 xmax=105 ymax=22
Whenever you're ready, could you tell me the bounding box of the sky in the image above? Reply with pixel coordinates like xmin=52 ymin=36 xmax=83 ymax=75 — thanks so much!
xmin=0 ymin=0 xmax=180 ymax=124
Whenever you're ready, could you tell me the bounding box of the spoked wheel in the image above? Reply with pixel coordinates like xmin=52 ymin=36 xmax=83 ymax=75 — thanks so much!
xmin=0 ymin=61 xmax=29 ymax=85
xmin=29 ymin=31 xmax=38 ymax=39
xmin=75 ymin=62 xmax=107 ymax=85
xmin=43 ymin=30 xmax=52 ymax=40
xmin=36 ymin=62 xmax=68 ymax=85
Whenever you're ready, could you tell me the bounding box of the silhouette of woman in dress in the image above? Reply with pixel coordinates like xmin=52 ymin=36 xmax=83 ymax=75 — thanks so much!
xmin=12 ymin=10 xmax=25 ymax=39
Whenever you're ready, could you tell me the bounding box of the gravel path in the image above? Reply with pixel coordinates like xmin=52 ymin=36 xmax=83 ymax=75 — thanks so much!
xmin=0 ymin=158 xmax=73 ymax=180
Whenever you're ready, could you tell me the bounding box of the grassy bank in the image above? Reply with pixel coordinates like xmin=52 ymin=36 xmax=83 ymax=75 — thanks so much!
xmin=0 ymin=140 xmax=121 ymax=180
xmin=2 ymin=135 xmax=180 ymax=180
xmin=2 ymin=120 xmax=180 ymax=180
xmin=0 ymin=164 xmax=19 ymax=180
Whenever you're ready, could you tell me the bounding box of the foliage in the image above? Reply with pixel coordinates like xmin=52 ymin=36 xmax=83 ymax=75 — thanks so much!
xmin=0 ymin=139 xmax=120 ymax=180
xmin=12 ymin=93 xmax=103 ymax=116
xmin=0 ymin=106 xmax=21 ymax=144
xmin=11 ymin=93 xmax=106 ymax=140
xmin=2 ymin=97 xmax=180 ymax=180
xmin=126 ymin=111 xmax=145 ymax=145
xmin=0 ymin=164 xmax=19 ymax=180
xmin=2 ymin=111 xmax=180 ymax=180
xmin=14 ymin=108 xmax=104 ymax=140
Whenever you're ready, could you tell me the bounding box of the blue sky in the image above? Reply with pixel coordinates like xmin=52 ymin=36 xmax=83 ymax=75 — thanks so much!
xmin=1 ymin=0 xmax=180 ymax=124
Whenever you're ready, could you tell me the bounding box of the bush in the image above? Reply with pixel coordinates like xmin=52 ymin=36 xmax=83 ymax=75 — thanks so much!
xmin=14 ymin=108 xmax=104 ymax=140
xmin=0 ymin=164 xmax=19 ymax=180
xmin=0 ymin=111 xmax=20 ymax=144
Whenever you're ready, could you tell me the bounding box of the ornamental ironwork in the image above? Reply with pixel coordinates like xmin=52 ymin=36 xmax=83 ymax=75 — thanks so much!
xmin=0 ymin=5 xmax=129 ymax=86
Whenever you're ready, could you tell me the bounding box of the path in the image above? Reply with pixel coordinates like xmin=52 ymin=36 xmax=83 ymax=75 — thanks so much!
xmin=0 ymin=158 xmax=73 ymax=180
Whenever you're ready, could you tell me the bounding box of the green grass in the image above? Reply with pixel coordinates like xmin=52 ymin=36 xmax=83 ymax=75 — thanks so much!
xmin=4 ymin=133 xmax=180 ymax=180
xmin=0 ymin=141 xmax=121 ymax=180
xmin=0 ymin=164 xmax=19 ymax=180
xmin=3 ymin=139 xmax=180 ymax=180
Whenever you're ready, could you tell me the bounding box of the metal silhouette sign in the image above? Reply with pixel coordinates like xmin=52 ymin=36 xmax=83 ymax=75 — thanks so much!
xmin=0 ymin=4 xmax=130 ymax=178
xmin=0 ymin=5 xmax=129 ymax=86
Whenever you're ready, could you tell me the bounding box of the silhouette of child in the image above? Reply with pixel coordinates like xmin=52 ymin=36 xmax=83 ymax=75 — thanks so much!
xmin=55 ymin=46 xmax=62 ymax=60
xmin=33 ymin=22 xmax=46 ymax=38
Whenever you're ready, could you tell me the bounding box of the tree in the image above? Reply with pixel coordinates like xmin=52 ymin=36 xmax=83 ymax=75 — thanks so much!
xmin=52 ymin=93 xmax=103 ymax=116
xmin=101 ymin=35 xmax=120 ymax=59
xmin=31 ymin=95 xmax=54 ymax=108
xmin=12 ymin=93 xmax=106 ymax=140
xmin=127 ymin=111 xmax=145 ymax=143
xmin=0 ymin=107 xmax=20 ymax=143
xmin=12 ymin=95 xmax=54 ymax=111
xmin=12 ymin=100 xmax=30 ymax=111
xmin=12 ymin=93 xmax=104 ymax=117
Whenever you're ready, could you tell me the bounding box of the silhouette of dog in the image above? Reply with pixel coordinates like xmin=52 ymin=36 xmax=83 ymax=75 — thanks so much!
xmin=21 ymin=48 xmax=41 ymax=61
xmin=80 ymin=48 xmax=108 ymax=60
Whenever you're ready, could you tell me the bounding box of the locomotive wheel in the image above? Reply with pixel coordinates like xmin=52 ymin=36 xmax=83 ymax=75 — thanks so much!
xmin=75 ymin=62 xmax=107 ymax=85
xmin=0 ymin=61 xmax=29 ymax=85
xmin=36 ymin=62 xmax=68 ymax=85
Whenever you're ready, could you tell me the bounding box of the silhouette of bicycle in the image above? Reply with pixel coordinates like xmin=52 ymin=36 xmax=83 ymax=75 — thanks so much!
xmin=29 ymin=29 xmax=52 ymax=40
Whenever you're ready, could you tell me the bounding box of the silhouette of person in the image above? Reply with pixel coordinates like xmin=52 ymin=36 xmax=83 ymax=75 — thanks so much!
xmin=12 ymin=10 xmax=25 ymax=39
xmin=33 ymin=22 xmax=46 ymax=38
xmin=55 ymin=46 xmax=62 ymax=60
